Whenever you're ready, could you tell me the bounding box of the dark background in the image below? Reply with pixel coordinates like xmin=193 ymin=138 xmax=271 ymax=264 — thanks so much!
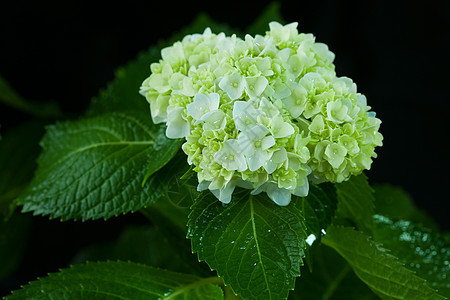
xmin=0 ymin=0 xmax=449 ymax=296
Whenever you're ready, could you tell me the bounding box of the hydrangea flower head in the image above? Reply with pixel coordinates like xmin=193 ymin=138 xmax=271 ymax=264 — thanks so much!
xmin=140 ymin=22 xmax=383 ymax=206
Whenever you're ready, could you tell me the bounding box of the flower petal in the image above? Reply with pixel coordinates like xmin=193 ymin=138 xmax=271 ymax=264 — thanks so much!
xmin=266 ymin=183 xmax=292 ymax=206
xmin=245 ymin=76 xmax=268 ymax=99
xmin=247 ymin=148 xmax=273 ymax=171
xmin=214 ymin=139 xmax=247 ymax=172
xmin=166 ymin=107 xmax=190 ymax=138
xmin=324 ymin=143 xmax=348 ymax=168
xmin=201 ymin=109 xmax=227 ymax=130
xmin=270 ymin=115 xmax=295 ymax=138
xmin=261 ymin=135 xmax=275 ymax=150
xmin=219 ymin=71 xmax=245 ymax=100
xmin=233 ymin=101 xmax=261 ymax=131
xmin=293 ymin=179 xmax=309 ymax=197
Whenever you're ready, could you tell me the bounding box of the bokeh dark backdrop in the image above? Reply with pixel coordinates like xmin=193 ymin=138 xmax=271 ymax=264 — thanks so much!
xmin=0 ymin=0 xmax=449 ymax=295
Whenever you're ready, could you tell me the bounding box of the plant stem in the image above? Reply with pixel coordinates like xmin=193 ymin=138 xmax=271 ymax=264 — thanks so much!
xmin=163 ymin=276 xmax=224 ymax=299
xmin=322 ymin=264 xmax=351 ymax=300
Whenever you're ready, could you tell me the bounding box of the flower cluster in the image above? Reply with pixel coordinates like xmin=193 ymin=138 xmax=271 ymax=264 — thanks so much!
xmin=140 ymin=22 xmax=383 ymax=205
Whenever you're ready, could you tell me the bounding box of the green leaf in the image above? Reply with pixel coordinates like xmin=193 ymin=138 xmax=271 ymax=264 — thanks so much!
xmin=88 ymin=14 xmax=237 ymax=117
xmin=143 ymin=151 xmax=199 ymax=231
xmin=188 ymin=189 xmax=307 ymax=300
xmin=0 ymin=75 xmax=61 ymax=118
xmin=373 ymin=184 xmax=437 ymax=229
xmin=0 ymin=213 xmax=32 ymax=279
xmin=335 ymin=174 xmax=375 ymax=233
xmin=373 ymin=215 xmax=450 ymax=297
xmin=245 ymin=2 xmax=285 ymax=36
xmin=0 ymin=120 xmax=44 ymax=215
xmin=6 ymin=261 xmax=224 ymax=299
xmin=294 ymin=183 xmax=337 ymax=238
xmin=71 ymin=224 xmax=209 ymax=276
xmin=289 ymin=245 xmax=378 ymax=300
xmin=322 ymin=225 xmax=445 ymax=299
xmin=18 ymin=111 xmax=181 ymax=221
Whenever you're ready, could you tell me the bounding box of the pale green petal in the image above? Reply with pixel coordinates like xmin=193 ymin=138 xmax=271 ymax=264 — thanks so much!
xmin=326 ymin=99 xmax=349 ymax=124
xmin=201 ymin=109 xmax=226 ymax=131
xmin=219 ymin=71 xmax=245 ymax=100
xmin=233 ymin=101 xmax=261 ymax=131
xmin=247 ymin=148 xmax=272 ymax=171
xmin=214 ymin=139 xmax=247 ymax=172
xmin=312 ymin=42 xmax=335 ymax=63
xmin=338 ymin=135 xmax=360 ymax=155
xmin=166 ymin=107 xmax=190 ymax=138
xmin=270 ymin=115 xmax=295 ymax=138
xmin=197 ymin=180 xmax=211 ymax=192
xmin=259 ymin=97 xmax=280 ymax=119
xmin=266 ymin=183 xmax=291 ymax=206
xmin=324 ymin=143 xmax=348 ymax=168
xmin=272 ymin=148 xmax=288 ymax=163
xmin=149 ymin=73 xmax=170 ymax=94
xmin=272 ymin=79 xmax=291 ymax=99
xmin=263 ymin=160 xmax=277 ymax=175
xmin=245 ymin=76 xmax=268 ymax=99
xmin=293 ymin=178 xmax=309 ymax=197
xmin=261 ymin=135 xmax=275 ymax=150
xmin=161 ymin=42 xmax=185 ymax=66
xmin=150 ymin=94 xmax=170 ymax=124
xmin=286 ymin=54 xmax=304 ymax=77
xmin=187 ymin=93 xmax=220 ymax=121
xmin=309 ymin=115 xmax=325 ymax=134
xmin=255 ymin=57 xmax=273 ymax=76
xmin=282 ymin=83 xmax=307 ymax=118
xmin=211 ymin=180 xmax=238 ymax=204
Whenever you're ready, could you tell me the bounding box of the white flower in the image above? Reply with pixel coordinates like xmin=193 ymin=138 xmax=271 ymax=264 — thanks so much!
xmin=268 ymin=114 xmax=295 ymax=138
xmin=259 ymin=97 xmax=280 ymax=119
xmin=169 ymin=73 xmax=195 ymax=96
xmin=146 ymin=93 xmax=170 ymax=124
xmin=214 ymin=139 xmax=247 ymax=172
xmin=282 ymin=82 xmax=308 ymax=118
xmin=210 ymin=179 xmax=238 ymax=204
xmin=238 ymin=125 xmax=275 ymax=171
xmin=312 ymin=42 xmax=335 ymax=63
xmin=286 ymin=53 xmax=305 ymax=78
xmin=219 ymin=71 xmax=245 ymax=100
xmin=326 ymin=99 xmax=350 ymax=124
xmin=293 ymin=178 xmax=309 ymax=197
xmin=187 ymin=93 xmax=220 ymax=123
xmin=233 ymin=101 xmax=262 ymax=131
xmin=142 ymin=21 xmax=383 ymax=205
xmin=252 ymin=181 xmax=292 ymax=206
xmin=324 ymin=142 xmax=348 ymax=169
xmin=166 ymin=107 xmax=190 ymax=138
xmin=255 ymin=57 xmax=274 ymax=76
xmin=264 ymin=148 xmax=287 ymax=174
xmin=202 ymin=109 xmax=227 ymax=131
xmin=269 ymin=21 xmax=298 ymax=44
xmin=271 ymin=79 xmax=291 ymax=99
xmin=161 ymin=42 xmax=185 ymax=66
xmin=245 ymin=76 xmax=268 ymax=99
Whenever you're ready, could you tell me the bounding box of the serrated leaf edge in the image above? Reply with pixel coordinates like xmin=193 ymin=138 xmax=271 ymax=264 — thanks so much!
xmin=322 ymin=225 xmax=447 ymax=300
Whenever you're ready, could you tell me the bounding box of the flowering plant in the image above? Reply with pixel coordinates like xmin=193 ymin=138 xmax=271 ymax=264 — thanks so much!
xmin=0 ymin=4 xmax=448 ymax=300
xmin=140 ymin=22 xmax=383 ymax=207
